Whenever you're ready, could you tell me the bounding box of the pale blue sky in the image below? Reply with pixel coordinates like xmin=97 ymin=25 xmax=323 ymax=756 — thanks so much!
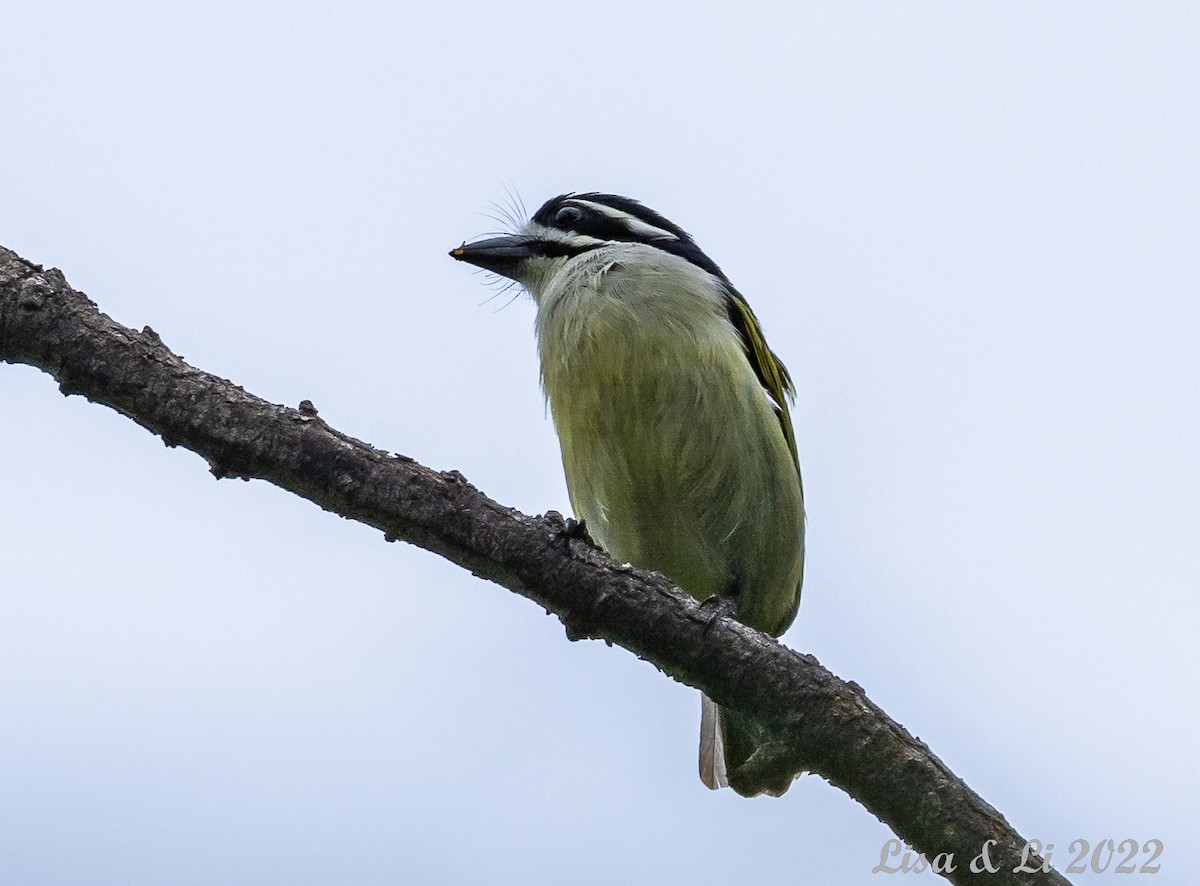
xmin=2 ymin=2 xmax=1197 ymax=883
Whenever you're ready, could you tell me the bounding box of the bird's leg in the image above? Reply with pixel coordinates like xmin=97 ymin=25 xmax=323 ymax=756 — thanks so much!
xmin=699 ymin=581 xmax=739 ymax=633
xmin=562 ymin=516 xmax=590 ymax=541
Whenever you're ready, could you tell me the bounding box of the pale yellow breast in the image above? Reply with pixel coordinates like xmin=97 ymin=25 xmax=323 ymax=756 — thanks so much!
xmin=534 ymin=246 xmax=804 ymax=635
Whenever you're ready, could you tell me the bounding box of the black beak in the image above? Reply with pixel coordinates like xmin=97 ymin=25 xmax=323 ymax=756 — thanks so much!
xmin=449 ymin=235 xmax=535 ymax=280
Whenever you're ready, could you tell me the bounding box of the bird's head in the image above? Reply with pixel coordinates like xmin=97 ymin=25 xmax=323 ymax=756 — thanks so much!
xmin=449 ymin=192 xmax=728 ymax=297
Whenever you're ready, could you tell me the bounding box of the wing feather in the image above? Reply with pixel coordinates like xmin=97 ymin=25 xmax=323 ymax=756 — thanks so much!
xmin=723 ymin=289 xmax=800 ymax=473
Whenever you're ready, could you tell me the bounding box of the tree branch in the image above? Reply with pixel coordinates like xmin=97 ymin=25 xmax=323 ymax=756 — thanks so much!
xmin=0 ymin=245 xmax=1069 ymax=885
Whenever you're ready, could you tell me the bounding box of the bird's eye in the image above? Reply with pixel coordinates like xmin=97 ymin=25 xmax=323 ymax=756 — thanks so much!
xmin=553 ymin=205 xmax=583 ymax=226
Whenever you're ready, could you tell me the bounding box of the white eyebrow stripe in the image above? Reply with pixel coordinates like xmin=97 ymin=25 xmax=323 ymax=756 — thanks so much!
xmin=562 ymin=232 xmax=607 ymax=249
xmin=524 ymin=223 xmax=608 ymax=251
xmin=568 ymin=199 xmax=680 ymax=241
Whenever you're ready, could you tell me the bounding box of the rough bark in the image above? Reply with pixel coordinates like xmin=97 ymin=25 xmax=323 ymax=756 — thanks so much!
xmin=0 ymin=245 xmax=1069 ymax=884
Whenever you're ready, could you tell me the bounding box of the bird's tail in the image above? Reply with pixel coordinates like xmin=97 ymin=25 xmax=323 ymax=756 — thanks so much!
xmin=698 ymin=694 xmax=728 ymax=790
xmin=698 ymin=693 xmax=798 ymax=797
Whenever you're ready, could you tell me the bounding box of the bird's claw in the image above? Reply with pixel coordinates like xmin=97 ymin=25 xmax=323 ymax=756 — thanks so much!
xmin=562 ymin=517 xmax=590 ymax=540
xmin=699 ymin=595 xmax=738 ymax=633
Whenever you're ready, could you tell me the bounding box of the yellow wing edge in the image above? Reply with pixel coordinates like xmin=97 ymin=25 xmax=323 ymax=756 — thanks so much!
xmin=724 ymin=291 xmax=800 ymax=473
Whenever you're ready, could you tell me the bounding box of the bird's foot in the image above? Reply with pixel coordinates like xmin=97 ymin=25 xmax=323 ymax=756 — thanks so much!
xmin=562 ymin=517 xmax=590 ymax=541
xmin=547 ymin=511 xmax=595 ymax=548
xmin=699 ymin=594 xmax=738 ymax=633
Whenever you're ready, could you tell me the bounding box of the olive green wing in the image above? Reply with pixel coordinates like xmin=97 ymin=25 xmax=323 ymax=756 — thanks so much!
xmin=724 ymin=289 xmax=799 ymax=474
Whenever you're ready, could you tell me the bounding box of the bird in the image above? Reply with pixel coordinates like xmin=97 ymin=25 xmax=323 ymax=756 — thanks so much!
xmin=450 ymin=192 xmax=804 ymax=796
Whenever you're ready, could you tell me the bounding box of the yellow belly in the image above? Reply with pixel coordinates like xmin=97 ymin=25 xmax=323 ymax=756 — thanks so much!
xmin=539 ymin=282 xmax=804 ymax=635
